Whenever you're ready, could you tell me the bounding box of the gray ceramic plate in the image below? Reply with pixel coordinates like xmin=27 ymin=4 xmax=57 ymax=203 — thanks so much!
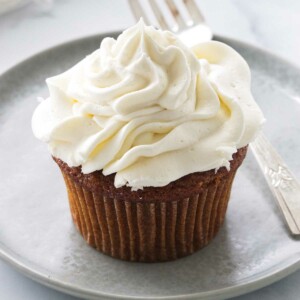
xmin=0 ymin=33 xmax=299 ymax=300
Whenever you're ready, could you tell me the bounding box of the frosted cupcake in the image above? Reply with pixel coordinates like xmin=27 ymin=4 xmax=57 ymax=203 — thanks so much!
xmin=32 ymin=20 xmax=264 ymax=262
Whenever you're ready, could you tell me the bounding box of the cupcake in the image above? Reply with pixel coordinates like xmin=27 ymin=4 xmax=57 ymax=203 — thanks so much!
xmin=32 ymin=20 xmax=264 ymax=262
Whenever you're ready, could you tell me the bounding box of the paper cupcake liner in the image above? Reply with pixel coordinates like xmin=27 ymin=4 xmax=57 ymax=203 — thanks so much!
xmin=60 ymin=170 xmax=236 ymax=262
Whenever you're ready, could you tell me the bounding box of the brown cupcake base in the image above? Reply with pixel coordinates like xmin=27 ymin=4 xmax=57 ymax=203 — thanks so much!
xmin=55 ymin=147 xmax=247 ymax=262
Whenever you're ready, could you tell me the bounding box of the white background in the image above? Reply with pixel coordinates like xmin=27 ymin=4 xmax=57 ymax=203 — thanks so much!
xmin=0 ymin=0 xmax=300 ymax=299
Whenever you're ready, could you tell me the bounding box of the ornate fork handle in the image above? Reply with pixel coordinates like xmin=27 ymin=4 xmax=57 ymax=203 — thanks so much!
xmin=251 ymin=133 xmax=300 ymax=235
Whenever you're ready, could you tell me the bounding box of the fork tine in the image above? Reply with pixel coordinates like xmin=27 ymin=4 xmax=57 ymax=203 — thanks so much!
xmin=182 ymin=0 xmax=206 ymax=24
xmin=165 ymin=0 xmax=186 ymax=31
xmin=128 ymin=0 xmax=151 ymax=24
xmin=148 ymin=0 xmax=169 ymax=30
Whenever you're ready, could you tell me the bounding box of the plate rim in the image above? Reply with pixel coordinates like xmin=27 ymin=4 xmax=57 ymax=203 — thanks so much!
xmin=1 ymin=245 xmax=300 ymax=300
xmin=0 ymin=31 xmax=300 ymax=300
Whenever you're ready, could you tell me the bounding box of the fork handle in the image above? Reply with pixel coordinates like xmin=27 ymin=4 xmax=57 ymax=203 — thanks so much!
xmin=250 ymin=132 xmax=300 ymax=235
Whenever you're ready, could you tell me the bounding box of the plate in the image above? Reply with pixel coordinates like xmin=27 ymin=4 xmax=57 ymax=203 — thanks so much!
xmin=0 ymin=32 xmax=299 ymax=300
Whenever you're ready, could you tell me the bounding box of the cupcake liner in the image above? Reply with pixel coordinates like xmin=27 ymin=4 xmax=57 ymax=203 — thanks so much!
xmin=60 ymin=169 xmax=237 ymax=262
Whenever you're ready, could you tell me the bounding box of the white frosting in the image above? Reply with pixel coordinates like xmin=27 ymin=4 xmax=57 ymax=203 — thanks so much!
xmin=32 ymin=20 xmax=264 ymax=190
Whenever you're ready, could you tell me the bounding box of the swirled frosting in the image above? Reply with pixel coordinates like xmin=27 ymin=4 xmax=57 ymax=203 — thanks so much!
xmin=32 ymin=20 xmax=264 ymax=190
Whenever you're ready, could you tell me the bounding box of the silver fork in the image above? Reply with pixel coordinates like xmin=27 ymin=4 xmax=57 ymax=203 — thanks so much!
xmin=128 ymin=0 xmax=300 ymax=235
xmin=129 ymin=0 xmax=212 ymax=46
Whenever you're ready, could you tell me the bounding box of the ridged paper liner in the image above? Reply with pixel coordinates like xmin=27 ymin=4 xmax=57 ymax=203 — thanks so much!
xmin=60 ymin=170 xmax=237 ymax=262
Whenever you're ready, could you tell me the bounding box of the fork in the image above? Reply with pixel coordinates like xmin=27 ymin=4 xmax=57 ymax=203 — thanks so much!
xmin=129 ymin=0 xmax=212 ymax=46
xmin=128 ymin=0 xmax=300 ymax=235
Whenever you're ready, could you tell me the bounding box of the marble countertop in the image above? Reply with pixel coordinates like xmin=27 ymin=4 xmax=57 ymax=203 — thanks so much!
xmin=0 ymin=0 xmax=299 ymax=299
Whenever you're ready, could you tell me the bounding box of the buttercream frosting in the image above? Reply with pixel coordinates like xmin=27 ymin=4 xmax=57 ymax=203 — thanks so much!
xmin=32 ymin=20 xmax=264 ymax=190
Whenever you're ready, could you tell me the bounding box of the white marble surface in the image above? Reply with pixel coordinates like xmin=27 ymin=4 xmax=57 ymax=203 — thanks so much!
xmin=0 ymin=0 xmax=299 ymax=299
